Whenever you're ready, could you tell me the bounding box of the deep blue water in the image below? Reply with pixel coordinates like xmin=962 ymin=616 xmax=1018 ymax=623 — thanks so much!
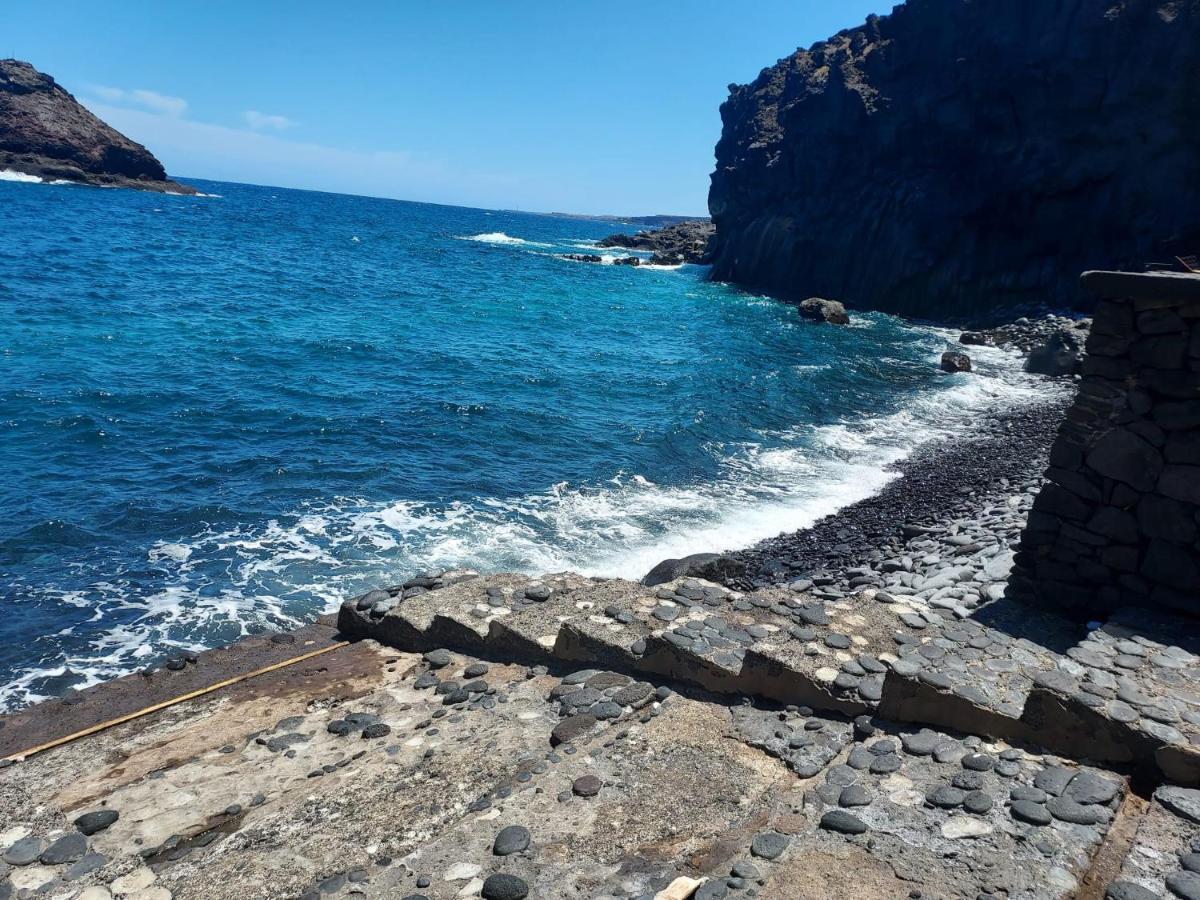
xmin=0 ymin=174 xmax=1050 ymax=708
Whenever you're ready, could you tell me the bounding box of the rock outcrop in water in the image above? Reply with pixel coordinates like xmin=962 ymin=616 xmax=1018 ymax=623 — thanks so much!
xmin=707 ymin=0 xmax=1200 ymax=324
xmin=598 ymin=219 xmax=715 ymax=265
xmin=0 ymin=59 xmax=194 ymax=193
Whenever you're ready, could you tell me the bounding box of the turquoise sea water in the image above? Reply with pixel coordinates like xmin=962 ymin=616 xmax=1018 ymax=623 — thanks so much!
xmin=0 ymin=174 xmax=1050 ymax=708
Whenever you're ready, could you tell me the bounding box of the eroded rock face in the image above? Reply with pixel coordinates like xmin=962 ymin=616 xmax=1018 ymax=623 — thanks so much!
xmin=707 ymin=0 xmax=1200 ymax=324
xmin=0 ymin=59 xmax=194 ymax=193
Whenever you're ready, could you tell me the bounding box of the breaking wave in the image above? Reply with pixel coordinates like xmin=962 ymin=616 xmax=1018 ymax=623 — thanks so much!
xmin=0 ymin=337 xmax=1062 ymax=710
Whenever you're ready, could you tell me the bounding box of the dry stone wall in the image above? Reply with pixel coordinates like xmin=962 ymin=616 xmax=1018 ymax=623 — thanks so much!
xmin=1013 ymin=271 xmax=1200 ymax=618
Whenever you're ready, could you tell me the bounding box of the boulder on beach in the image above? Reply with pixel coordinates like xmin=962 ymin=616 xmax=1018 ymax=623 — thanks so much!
xmin=643 ymin=552 xmax=745 ymax=587
xmin=959 ymin=331 xmax=993 ymax=346
xmin=798 ymin=297 xmax=850 ymax=325
xmin=940 ymin=351 xmax=972 ymax=373
xmin=1025 ymin=328 xmax=1084 ymax=377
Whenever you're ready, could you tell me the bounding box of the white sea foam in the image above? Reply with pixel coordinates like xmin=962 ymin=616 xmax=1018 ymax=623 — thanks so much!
xmin=0 ymin=326 xmax=1067 ymax=711
xmin=0 ymin=169 xmax=44 ymax=183
xmin=461 ymin=231 xmax=552 ymax=248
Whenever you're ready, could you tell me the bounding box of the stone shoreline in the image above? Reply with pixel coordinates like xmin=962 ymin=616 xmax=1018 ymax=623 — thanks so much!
xmin=720 ymin=390 xmax=1073 ymax=600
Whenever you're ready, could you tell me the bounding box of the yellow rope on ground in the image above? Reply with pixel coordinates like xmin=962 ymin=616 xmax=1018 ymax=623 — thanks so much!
xmin=2 ymin=640 xmax=350 ymax=763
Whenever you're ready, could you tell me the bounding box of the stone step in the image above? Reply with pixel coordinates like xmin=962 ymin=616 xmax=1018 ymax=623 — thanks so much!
xmin=339 ymin=574 xmax=1200 ymax=786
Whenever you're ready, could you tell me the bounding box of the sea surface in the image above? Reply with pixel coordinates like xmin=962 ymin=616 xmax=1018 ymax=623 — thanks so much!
xmin=0 ymin=174 xmax=1053 ymax=709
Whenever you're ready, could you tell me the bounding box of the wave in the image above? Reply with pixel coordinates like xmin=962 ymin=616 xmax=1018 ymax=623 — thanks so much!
xmin=460 ymin=231 xmax=552 ymax=248
xmin=0 ymin=335 xmax=1065 ymax=710
xmin=0 ymin=169 xmax=45 ymax=184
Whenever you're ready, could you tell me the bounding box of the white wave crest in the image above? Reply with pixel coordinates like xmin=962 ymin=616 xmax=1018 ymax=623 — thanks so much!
xmin=0 ymin=169 xmax=44 ymax=183
xmin=460 ymin=231 xmax=551 ymax=248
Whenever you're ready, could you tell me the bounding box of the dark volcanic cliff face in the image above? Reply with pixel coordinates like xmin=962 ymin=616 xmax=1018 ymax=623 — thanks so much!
xmin=0 ymin=59 xmax=193 ymax=193
xmin=708 ymin=0 xmax=1200 ymax=324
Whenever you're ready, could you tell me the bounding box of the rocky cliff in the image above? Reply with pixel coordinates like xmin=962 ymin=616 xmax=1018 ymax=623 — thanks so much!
xmin=707 ymin=0 xmax=1200 ymax=323
xmin=0 ymin=59 xmax=193 ymax=193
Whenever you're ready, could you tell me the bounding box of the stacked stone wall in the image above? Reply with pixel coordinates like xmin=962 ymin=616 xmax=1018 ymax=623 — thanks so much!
xmin=1013 ymin=271 xmax=1200 ymax=618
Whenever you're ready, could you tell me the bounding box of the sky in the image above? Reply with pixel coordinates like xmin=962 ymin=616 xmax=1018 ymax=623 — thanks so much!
xmin=7 ymin=1 xmax=884 ymax=215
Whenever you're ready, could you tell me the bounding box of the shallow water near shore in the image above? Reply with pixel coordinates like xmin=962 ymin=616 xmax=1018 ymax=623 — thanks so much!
xmin=0 ymin=177 xmax=1059 ymax=709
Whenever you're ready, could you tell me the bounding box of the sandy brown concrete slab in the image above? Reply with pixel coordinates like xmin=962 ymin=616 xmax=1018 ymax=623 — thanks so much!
xmin=0 ymin=622 xmax=345 ymax=762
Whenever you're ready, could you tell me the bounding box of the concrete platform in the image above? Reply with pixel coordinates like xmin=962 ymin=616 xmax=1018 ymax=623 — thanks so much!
xmin=4 ymin=570 xmax=1200 ymax=900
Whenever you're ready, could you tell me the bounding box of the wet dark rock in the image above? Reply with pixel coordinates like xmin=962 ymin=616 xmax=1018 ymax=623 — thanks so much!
xmin=2 ymin=836 xmax=43 ymax=866
xmin=839 ymin=784 xmax=871 ymax=808
xmin=1105 ymin=881 xmax=1162 ymax=900
xmin=1046 ymin=796 xmax=1105 ymax=825
xmin=1026 ymin=328 xmax=1085 ymax=376
xmin=39 ymin=832 xmax=87 ymax=865
xmin=481 ymin=873 xmax=529 ymax=900
xmin=1158 ymin=787 xmax=1200 ymax=824
xmin=73 ymin=809 xmax=119 ymax=835
xmin=64 ymin=852 xmax=107 ymax=880
xmin=572 ymin=774 xmax=602 ymax=797
xmin=1168 ymin=872 xmax=1200 ymax=900
xmin=1010 ymin=800 xmax=1052 ymax=826
xmin=1064 ymin=772 xmax=1119 ymax=805
xmin=941 ymin=352 xmax=972 ymax=374
xmin=820 ymin=810 xmax=868 ymax=835
xmin=750 ymin=831 xmax=791 ymax=859
xmin=643 ymin=552 xmax=745 ymax=587
xmin=492 ymin=825 xmax=531 ymax=856
xmin=424 ymin=649 xmax=452 ymax=669
xmin=798 ymin=298 xmax=850 ymax=325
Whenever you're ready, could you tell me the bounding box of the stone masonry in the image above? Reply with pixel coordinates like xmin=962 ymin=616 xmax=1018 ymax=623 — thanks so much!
xmin=1013 ymin=270 xmax=1200 ymax=618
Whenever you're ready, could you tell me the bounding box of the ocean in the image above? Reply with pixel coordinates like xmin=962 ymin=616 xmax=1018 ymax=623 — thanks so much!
xmin=0 ymin=174 xmax=1052 ymax=709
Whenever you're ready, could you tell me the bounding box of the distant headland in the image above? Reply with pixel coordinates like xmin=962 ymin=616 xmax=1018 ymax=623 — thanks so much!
xmin=0 ymin=59 xmax=194 ymax=194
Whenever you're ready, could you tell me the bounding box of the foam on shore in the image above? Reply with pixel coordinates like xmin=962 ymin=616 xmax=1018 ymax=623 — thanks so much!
xmin=0 ymin=169 xmax=44 ymax=183
xmin=0 ymin=334 xmax=1065 ymax=710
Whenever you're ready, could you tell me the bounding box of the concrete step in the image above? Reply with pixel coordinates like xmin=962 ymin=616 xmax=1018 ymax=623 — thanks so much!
xmin=338 ymin=573 xmax=1200 ymax=787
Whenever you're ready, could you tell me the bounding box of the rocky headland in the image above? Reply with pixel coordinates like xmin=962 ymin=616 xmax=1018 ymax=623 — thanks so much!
xmin=0 ymin=59 xmax=194 ymax=194
xmin=705 ymin=0 xmax=1200 ymax=323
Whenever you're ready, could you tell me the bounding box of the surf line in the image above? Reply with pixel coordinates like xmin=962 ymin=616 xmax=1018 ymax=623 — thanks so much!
xmin=2 ymin=640 xmax=350 ymax=764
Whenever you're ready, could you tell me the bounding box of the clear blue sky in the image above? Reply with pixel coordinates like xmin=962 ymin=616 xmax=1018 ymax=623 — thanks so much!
xmin=8 ymin=1 xmax=884 ymax=214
